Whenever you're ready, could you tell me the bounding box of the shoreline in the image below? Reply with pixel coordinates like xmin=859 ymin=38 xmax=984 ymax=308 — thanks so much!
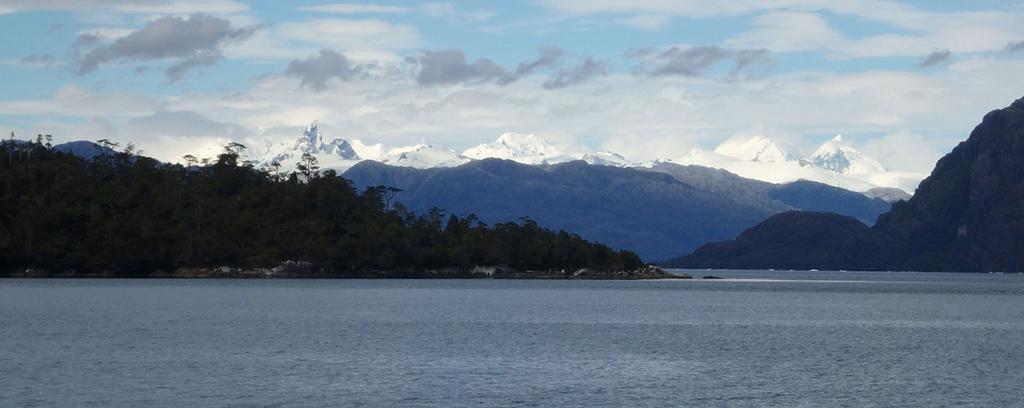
xmin=4 ymin=263 xmax=683 ymax=280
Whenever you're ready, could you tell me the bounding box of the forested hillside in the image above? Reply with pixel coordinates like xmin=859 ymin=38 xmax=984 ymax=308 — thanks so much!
xmin=344 ymin=159 xmax=891 ymax=261
xmin=0 ymin=140 xmax=645 ymax=277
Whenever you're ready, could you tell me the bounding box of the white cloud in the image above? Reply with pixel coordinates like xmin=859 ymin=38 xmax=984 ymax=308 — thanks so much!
xmin=43 ymin=111 xmax=251 ymax=162
xmin=278 ymin=19 xmax=419 ymax=50
xmin=14 ymin=56 xmax=1024 ymax=166
xmin=617 ymin=14 xmax=672 ymax=30
xmin=537 ymin=0 xmax=770 ymax=18
xmin=298 ymin=2 xmax=494 ymax=23
xmin=726 ymin=11 xmax=842 ymax=53
xmin=421 ymin=2 xmax=495 ymax=23
xmin=113 ymin=0 xmax=248 ymax=14
xmin=0 ymin=85 xmax=163 ymax=117
xmin=298 ymin=3 xmax=413 ymax=14
xmin=541 ymin=0 xmax=1024 ymax=59
xmin=7 ymin=1 xmax=1024 ymax=169
xmin=0 ymin=0 xmax=248 ymax=15
xmin=860 ymin=132 xmax=944 ymax=173
xmin=76 ymin=27 xmax=136 ymax=41
xmin=225 ymin=18 xmax=420 ymax=61
xmin=727 ymin=7 xmax=1024 ymax=59
xmin=600 ymin=134 xmax=696 ymax=163
xmin=67 ymin=118 xmax=120 ymax=141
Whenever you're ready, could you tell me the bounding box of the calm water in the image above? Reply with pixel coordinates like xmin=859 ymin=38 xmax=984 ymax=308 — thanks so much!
xmin=3 ymin=271 xmax=1024 ymax=407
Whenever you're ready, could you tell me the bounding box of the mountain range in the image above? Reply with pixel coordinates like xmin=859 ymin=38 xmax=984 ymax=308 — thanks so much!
xmin=247 ymin=123 xmax=924 ymax=195
xmin=669 ymin=96 xmax=1024 ymax=272
xmin=39 ymin=134 xmax=894 ymax=262
xmin=42 ymin=123 xmax=904 ymax=262
xmin=342 ymin=159 xmax=890 ymax=261
xmin=672 ymin=135 xmax=924 ymax=194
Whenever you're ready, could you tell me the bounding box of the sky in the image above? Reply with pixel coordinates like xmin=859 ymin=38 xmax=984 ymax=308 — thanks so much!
xmin=2 ymin=0 xmax=1024 ymax=172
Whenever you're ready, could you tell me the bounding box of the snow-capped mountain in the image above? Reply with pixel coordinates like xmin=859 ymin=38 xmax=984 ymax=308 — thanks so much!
xmin=250 ymin=122 xmax=921 ymax=195
xmin=461 ymin=133 xmax=638 ymax=167
xmin=713 ymin=136 xmax=798 ymax=163
xmin=674 ymin=148 xmax=878 ymax=192
xmin=351 ymin=139 xmax=384 ymax=161
xmin=256 ymin=126 xmax=636 ymax=172
xmin=811 ymin=135 xmax=885 ymax=175
xmin=380 ymin=144 xmax=470 ymax=169
xmin=675 ymin=135 xmax=924 ymax=194
xmin=252 ymin=123 xmax=472 ymax=171
xmin=291 ymin=122 xmax=357 ymax=160
xmin=256 ymin=122 xmax=363 ymax=170
xmin=581 ymin=151 xmax=634 ymax=167
xmin=462 ymin=132 xmax=577 ymax=165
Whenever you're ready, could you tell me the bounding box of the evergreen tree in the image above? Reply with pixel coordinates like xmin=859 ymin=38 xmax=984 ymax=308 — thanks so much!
xmin=0 ymin=142 xmax=645 ymax=277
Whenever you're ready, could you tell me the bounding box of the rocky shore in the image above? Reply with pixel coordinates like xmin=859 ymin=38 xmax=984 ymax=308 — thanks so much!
xmin=5 ymin=262 xmax=681 ymax=280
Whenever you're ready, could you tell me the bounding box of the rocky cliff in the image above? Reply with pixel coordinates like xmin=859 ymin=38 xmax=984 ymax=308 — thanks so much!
xmin=669 ymin=96 xmax=1024 ymax=272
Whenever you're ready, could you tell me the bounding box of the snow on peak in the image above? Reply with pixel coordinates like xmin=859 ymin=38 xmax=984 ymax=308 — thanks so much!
xmin=713 ymin=136 xmax=797 ymax=163
xmin=246 ymin=121 xmax=920 ymax=194
xmin=675 ymin=135 xmax=923 ymax=194
xmin=677 ymin=147 xmax=878 ymax=192
xmin=303 ymin=121 xmax=319 ymax=142
xmin=581 ymin=151 xmax=634 ymax=167
xmin=381 ymin=144 xmax=470 ymax=169
xmin=462 ymin=132 xmax=570 ymax=164
xmin=294 ymin=122 xmax=359 ymax=160
xmin=811 ymin=134 xmax=886 ymax=175
xmin=253 ymin=122 xmax=364 ymax=172
xmin=351 ymin=139 xmax=383 ymax=161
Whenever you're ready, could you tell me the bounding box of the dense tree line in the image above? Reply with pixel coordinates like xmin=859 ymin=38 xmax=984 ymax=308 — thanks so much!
xmin=0 ymin=139 xmax=643 ymax=277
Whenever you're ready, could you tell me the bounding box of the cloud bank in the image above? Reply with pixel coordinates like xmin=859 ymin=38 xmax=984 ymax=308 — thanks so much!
xmin=77 ymin=14 xmax=259 ymax=80
xmin=285 ymin=49 xmax=362 ymax=91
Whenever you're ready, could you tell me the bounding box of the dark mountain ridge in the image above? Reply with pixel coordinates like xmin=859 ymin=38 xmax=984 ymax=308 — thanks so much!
xmin=346 ymin=159 xmax=774 ymax=261
xmin=9 ymin=137 xmax=891 ymax=263
xmin=670 ymin=96 xmax=1024 ymax=272
xmin=0 ymin=142 xmax=652 ymax=278
xmin=648 ymin=163 xmax=890 ymax=224
xmin=344 ymin=159 xmax=891 ymax=261
xmin=52 ymin=141 xmax=118 ymax=159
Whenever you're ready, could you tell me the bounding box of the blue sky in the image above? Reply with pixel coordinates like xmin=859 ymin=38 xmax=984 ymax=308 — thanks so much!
xmin=2 ymin=0 xmax=1024 ymax=171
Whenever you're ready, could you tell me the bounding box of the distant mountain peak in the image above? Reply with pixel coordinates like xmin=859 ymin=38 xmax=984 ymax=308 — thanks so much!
xmin=292 ymin=121 xmax=358 ymax=160
xmin=677 ymin=134 xmax=921 ymax=194
xmin=52 ymin=140 xmax=118 ymax=160
xmin=463 ymin=132 xmax=571 ymax=164
xmin=250 ymin=122 xmax=363 ymax=172
xmin=351 ymin=139 xmax=383 ymax=161
xmin=581 ymin=151 xmax=634 ymax=167
xmin=713 ymin=136 xmax=797 ymax=163
xmin=246 ymin=122 xmax=917 ymax=194
xmin=811 ymin=134 xmax=885 ymax=175
xmin=494 ymin=132 xmax=548 ymax=148
xmin=304 ymin=121 xmax=319 ymax=141
xmin=381 ymin=143 xmax=470 ymax=169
